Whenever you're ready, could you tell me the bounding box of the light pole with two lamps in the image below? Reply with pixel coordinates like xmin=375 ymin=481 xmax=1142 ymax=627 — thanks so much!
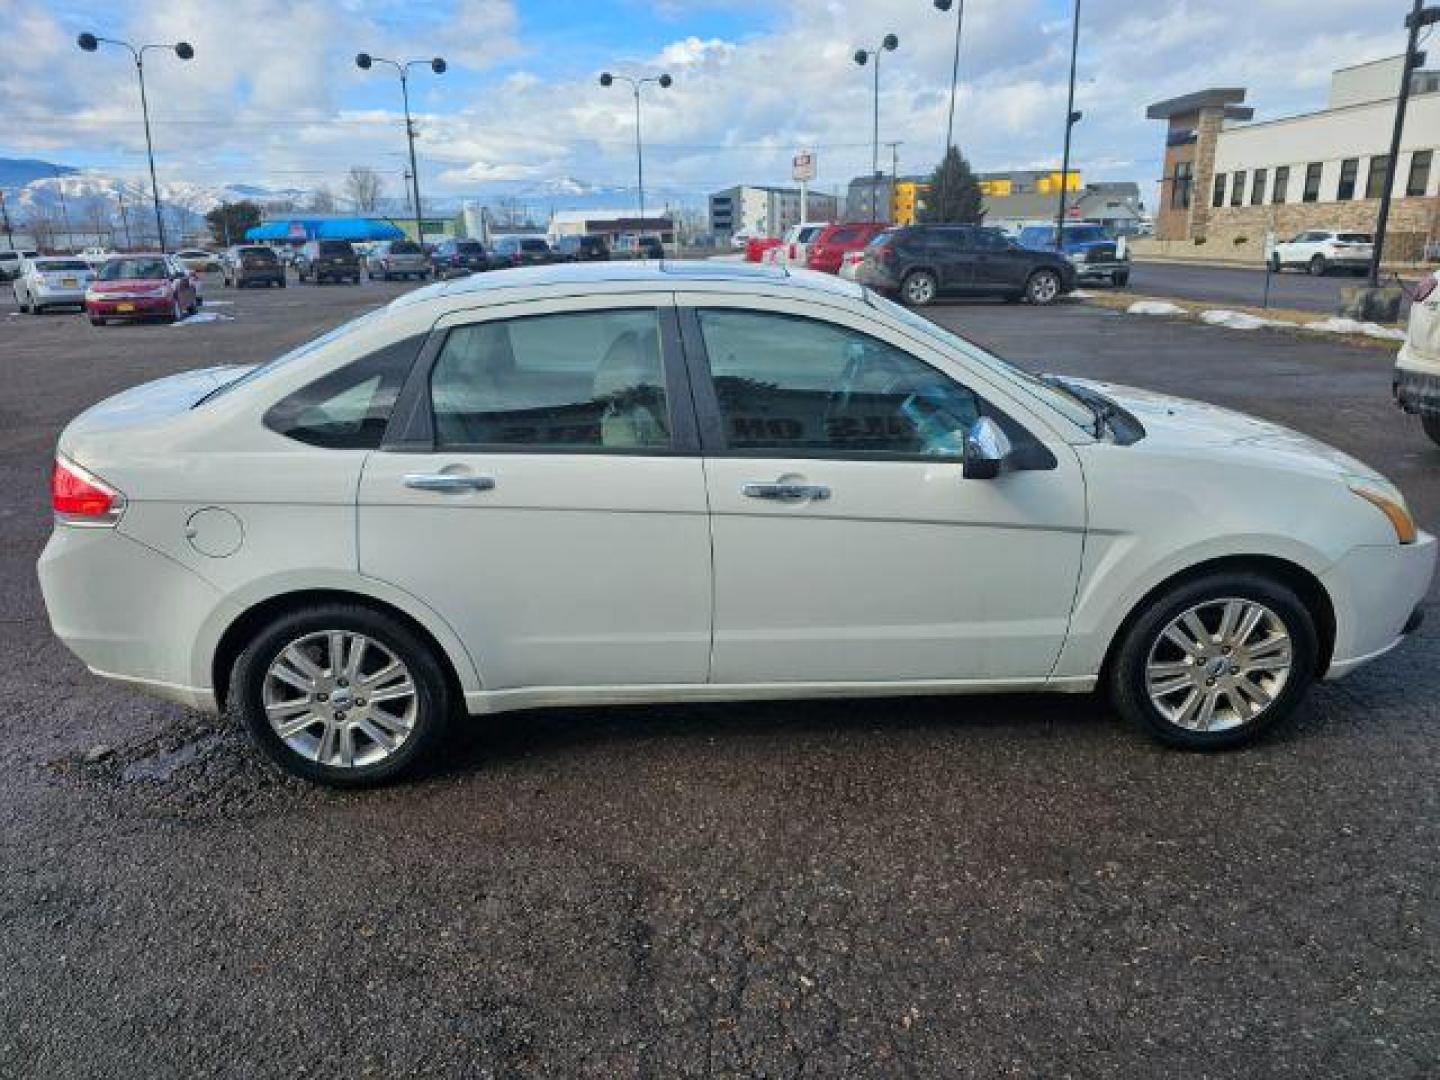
xmin=599 ymin=71 xmax=672 ymax=236
xmin=1053 ymin=0 xmax=1083 ymax=249
xmin=76 ymin=32 xmax=194 ymax=253
xmin=355 ymin=53 xmax=447 ymax=246
xmin=853 ymin=34 xmax=899 ymax=223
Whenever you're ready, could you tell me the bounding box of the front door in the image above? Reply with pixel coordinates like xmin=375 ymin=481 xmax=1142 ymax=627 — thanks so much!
xmin=357 ymin=297 xmax=712 ymax=691
xmin=679 ymin=298 xmax=1086 ymax=685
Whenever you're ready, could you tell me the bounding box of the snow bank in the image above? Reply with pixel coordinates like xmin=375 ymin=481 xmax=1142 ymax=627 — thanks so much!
xmin=1198 ymin=309 xmax=1287 ymax=331
xmin=1127 ymin=300 xmax=1186 ymax=316
xmin=171 ymin=311 xmax=235 ymax=326
xmin=1303 ymin=317 xmax=1406 ymax=342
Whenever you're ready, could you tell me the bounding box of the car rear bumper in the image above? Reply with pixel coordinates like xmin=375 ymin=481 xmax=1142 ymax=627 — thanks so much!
xmin=1321 ymin=531 xmax=1436 ymax=678
xmin=38 ymin=525 xmax=226 ymax=711
xmin=85 ymin=296 xmax=173 ymax=317
xmin=29 ymin=286 xmax=88 ymax=305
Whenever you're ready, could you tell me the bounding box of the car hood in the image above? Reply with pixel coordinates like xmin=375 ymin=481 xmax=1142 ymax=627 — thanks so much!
xmin=60 ymin=365 xmax=257 ymax=458
xmin=1065 ymin=377 xmax=1383 ymax=481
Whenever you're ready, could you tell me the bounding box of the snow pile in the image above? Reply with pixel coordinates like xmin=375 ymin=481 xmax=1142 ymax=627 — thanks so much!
xmin=1069 ymin=289 xmax=1093 ymax=300
xmin=1127 ymin=300 xmax=1186 ymax=316
xmin=171 ymin=311 xmax=235 ymax=326
xmin=1198 ymin=309 xmax=1287 ymax=331
xmin=1303 ymin=317 xmax=1406 ymax=342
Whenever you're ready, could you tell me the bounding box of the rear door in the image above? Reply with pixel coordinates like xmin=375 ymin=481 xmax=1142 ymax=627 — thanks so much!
xmin=971 ymin=228 xmax=1034 ymax=290
xmin=356 ymin=294 xmax=713 ymax=691
xmin=927 ymin=228 xmax=975 ymax=292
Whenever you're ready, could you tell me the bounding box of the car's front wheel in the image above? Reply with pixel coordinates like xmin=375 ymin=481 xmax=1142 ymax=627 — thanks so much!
xmin=1108 ymin=571 xmax=1318 ymax=749
xmin=1422 ymin=414 xmax=1440 ymax=447
xmin=1026 ymin=269 xmax=1063 ymax=305
xmin=231 ymin=604 xmax=454 ymax=786
xmin=1309 ymin=254 xmax=1327 ymax=276
xmin=900 ymin=270 xmax=938 ymax=307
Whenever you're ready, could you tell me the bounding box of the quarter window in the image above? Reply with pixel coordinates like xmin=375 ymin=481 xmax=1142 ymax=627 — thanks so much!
xmin=429 ymin=309 xmax=669 ymax=451
xmin=263 ymin=335 xmax=423 ymax=449
xmin=696 ymin=309 xmax=984 ymax=459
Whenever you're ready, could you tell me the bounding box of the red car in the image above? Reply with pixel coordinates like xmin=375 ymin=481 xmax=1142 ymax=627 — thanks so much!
xmin=85 ymin=255 xmax=200 ymax=326
xmin=805 ymin=222 xmax=889 ymax=274
xmin=744 ymin=236 xmax=784 ymax=263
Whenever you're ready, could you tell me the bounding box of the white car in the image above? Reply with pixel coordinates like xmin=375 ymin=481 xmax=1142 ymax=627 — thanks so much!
xmin=0 ymin=248 xmax=41 ymax=282
xmin=1394 ymin=269 xmax=1440 ymax=446
xmin=1269 ymin=230 xmax=1373 ymax=276
xmin=763 ymin=222 xmax=830 ymax=266
xmin=12 ymin=255 xmax=94 ymax=313
xmin=38 ymin=262 xmax=1434 ymax=786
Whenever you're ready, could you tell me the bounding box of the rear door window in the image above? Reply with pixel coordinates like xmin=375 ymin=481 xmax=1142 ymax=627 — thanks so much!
xmin=263 ymin=335 xmax=424 ymax=449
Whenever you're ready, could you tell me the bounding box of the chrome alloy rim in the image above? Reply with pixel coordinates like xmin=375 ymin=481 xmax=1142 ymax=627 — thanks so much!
xmin=262 ymin=631 xmax=417 ymax=768
xmin=1030 ymin=273 xmax=1059 ymax=302
xmin=905 ymin=274 xmax=935 ymax=304
xmin=1145 ymin=598 xmax=1293 ymax=733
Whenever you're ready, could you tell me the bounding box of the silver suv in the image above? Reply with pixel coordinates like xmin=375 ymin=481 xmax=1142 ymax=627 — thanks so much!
xmin=365 ymin=240 xmax=430 ymax=282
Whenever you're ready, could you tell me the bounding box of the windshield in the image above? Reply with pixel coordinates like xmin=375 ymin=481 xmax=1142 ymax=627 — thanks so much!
xmin=195 ymin=306 xmax=389 ymax=406
xmin=99 ymin=258 xmax=169 ymax=280
xmin=456 ymin=242 xmax=484 ymax=254
xmin=520 ymin=239 xmax=549 ymax=252
xmin=317 ymin=241 xmax=353 ymax=256
xmin=389 ymin=241 xmax=422 ymax=254
xmin=863 ymin=290 xmax=1096 ymax=432
xmin=240 ymin=247 xmax=277 ymax=261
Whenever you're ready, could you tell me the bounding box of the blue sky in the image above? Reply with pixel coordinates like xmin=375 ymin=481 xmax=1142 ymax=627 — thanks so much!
xmin=0 ymin=0 xmax=1411 ymax=210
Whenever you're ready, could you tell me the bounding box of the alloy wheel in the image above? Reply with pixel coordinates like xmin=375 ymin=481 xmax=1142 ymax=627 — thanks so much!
xmin=1144 ymin=598 xmax=1293 ymax=732
xmin=1029 ymin=272 xmax=1060 ymax=303
xmin=904 ymin=273 xmax=936 ymax=305
xmin=262 ymin=630 xmax=418 ymax=769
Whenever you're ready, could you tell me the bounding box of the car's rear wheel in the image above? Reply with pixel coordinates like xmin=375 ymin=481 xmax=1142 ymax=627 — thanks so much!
xmin=1269 ymin=254 xmax=1282 ymax=273
xmin=1109 ymin=571 xmax=1318 ymax=749
xmin=1309 ymin=254 xmax=1327 ymax=276
xmin=169 ymin=298 xmax=184 ymax=323
xmin=1422 ymin=414 xmax=1440 ymax=447
xmin=231 ymin=604 xmax=453 ymax=787
xmin=901 ymin=270 xmax=938 ymax=307
xmin=1026 ymin=269 xmax=1063 ymax=305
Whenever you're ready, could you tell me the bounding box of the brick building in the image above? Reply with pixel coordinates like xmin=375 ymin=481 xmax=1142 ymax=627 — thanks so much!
xmin=1148 ymin=57 xmax=1440 ymax=260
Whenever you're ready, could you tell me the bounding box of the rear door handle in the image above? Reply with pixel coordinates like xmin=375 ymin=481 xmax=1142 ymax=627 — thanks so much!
xmin=741 ymin=481 xmax=831 ymax=502
xmin=403 ymin=473 xmax=496 ymax=493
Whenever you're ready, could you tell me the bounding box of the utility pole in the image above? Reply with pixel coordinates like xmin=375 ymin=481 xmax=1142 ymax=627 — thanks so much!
xmin=1368 ymin=0 xmax=1439 ymax=286
xmin=1053 ymin=0 xmax=1082 ymax=250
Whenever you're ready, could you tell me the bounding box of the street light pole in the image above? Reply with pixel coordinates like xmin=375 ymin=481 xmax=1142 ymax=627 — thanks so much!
xmin=1368 ymin=0 xmax=1439 ymax=286
xmin=1053 ymin=0 xmax=1082 ymax=250
xmin=77 ymin=33 xmax=194 ymax=254
xmin=356 ymin=53 xmax=447 ymax=245
xmin=854 ymin=34 xmax=899 ymax=223
xmin=599 ymin=71 xmax=673 ymax=231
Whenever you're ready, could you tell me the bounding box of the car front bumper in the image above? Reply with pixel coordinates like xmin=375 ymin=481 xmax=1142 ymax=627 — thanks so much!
xmin=1320 ymin=531 xmax=1436 ymax=678
xmin=1071 ymin=260 xmax=1129 ymax=282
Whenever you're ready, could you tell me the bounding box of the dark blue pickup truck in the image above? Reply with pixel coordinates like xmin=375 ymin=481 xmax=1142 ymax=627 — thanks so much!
xmin=1017 ymin=224 xmax=1130 ymax=287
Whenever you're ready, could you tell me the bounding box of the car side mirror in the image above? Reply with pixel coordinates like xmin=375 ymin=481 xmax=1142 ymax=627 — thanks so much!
xmin=962 ymin=416 xmax=1013 ymax=480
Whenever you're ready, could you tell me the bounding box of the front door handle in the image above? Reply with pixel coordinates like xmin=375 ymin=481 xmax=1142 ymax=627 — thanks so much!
xmin=404 ymin=473 xmax=496 ymax=493
xmin=741 ymin=481 xmax=831 ymax=502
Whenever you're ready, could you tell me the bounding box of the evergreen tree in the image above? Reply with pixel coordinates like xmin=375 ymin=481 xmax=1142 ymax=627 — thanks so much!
xmin=918 ymin=146 xmax=984 ymax=224
xmin=204 ymin=200 xmax=262 ymax=246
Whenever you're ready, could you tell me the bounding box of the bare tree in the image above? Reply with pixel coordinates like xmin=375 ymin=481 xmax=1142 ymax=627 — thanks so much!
xmin=307 ymin=185 xmax=336 ymax=213
xmin=344 ymin=166 xmax=385 ymax=212
xmin=24 ymin=205 xmax=58 ymax=252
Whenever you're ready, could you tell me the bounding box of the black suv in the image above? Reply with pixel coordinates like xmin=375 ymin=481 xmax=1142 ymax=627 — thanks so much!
xmin=296 ymin=240 xmax=361 ymax=285
xmin=554 ymin=234 xmax=611 ymax=262
xmin=490 ymin=235 xmax=561 ymax=268
xmin=854 ymin=225 xmax=1075 ymax=306
xmin=430 ymin=238 xmax=492 ymax=278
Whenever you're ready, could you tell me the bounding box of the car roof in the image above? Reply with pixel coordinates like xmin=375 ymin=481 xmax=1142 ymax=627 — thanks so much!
xmin=388 ymin=259 xmax=864 ymax=313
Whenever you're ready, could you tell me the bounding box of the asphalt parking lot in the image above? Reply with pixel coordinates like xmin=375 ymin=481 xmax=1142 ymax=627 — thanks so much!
xmin=2 ymin=275 xmax=1437 ymax=1078
xmin=1126 ymin=259 xmax=1420 ymax=316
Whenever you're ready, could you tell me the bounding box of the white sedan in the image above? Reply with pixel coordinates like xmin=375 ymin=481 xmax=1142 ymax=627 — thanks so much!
xmin=38 ymin=263 xmax=1434 ymax=785
xmin=12 ymin=256 xmax=94 ymax=313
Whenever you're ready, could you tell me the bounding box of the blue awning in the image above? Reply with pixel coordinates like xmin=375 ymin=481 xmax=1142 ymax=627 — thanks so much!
xmin=243 ymin=217 xmax=405 ymax=242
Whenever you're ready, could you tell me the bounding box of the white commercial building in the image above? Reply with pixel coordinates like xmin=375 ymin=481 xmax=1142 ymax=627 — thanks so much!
xmin=708 ymin=185 xmax=839 ymax=241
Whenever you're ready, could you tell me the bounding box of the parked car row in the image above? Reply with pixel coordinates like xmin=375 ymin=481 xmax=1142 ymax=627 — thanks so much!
xmin=7 ymin=250 xmax=205 ymax=323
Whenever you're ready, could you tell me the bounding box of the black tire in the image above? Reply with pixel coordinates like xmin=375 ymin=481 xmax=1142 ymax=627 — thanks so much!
xmin=1308 ymin=254 xmax=1327 ymax=277
xmin=1422 ymin=414 xmax=1440 ymax=448
xmin=900 ymin=269 xmax=938 ymax=307
xmin=1025 ymin=269 xmax=1063 ymax=305
xmin=278 ymin=278 xmax=287 ymax=289
xmin=1112 ymin=271 xmax=1130 ymax=287
xmin=1108 ymin=571 xmax=1318 ymax=750
xmin=1268 ymin=254 xmax=1281 ymax=273
xmin=230 ymin=603 xmax=454 ymax=787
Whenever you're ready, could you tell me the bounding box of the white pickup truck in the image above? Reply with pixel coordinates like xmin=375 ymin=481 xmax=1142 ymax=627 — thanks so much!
xmin=1395 ymin=270 xmax=1440 ymax=446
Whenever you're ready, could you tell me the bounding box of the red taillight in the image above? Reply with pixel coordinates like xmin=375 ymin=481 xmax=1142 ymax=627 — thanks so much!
xmin=51 ymin=457 xmax=125 ymax=526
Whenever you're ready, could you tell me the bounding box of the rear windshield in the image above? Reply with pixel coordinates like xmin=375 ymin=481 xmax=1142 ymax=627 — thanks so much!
xmin=239 ymin=247 xmax=278 ymax=261
xmin=36 ymin=259 xmax=89 ymax=271
xmin=0 ymin=252 xmax=18 ymax=262
xmin=1337 ymin=233 xmax=1372 ymax=243
xmin=99 ymin=257 xmax=168 ymax=280
xmin=455 ymin=242 xmax=485 ymax=254
xmin=318 ymin=241 xmax=354 ymax=256
xmin=389 ymin=241 xmax=422 ymax=254
xmin=520 ymin=239 xmax=549 ymax=252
